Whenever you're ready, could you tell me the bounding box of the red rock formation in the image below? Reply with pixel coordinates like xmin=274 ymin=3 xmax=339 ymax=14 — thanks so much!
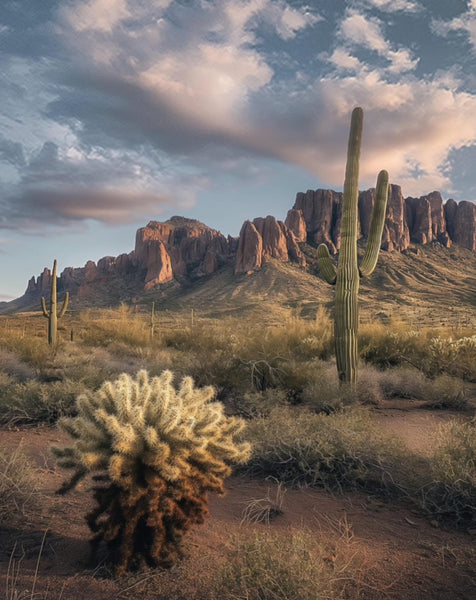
xmin=235 ymin=221 xmax=263 ymax=273
xmin=235 ymin=216 xmax=305 ymax=274
xmin=406 ymin=192 xmax=451 ymax=247
xmin=451 ymin=201 xmax=476 ymax=251
xmin=143 ymin=241 xmax=173 ymax=290
xmin=444 ymin=198 xmax=458 ymax=241
xmin=253 ymin=216 xmax=289 ymax=262
xmin=285 ymin=209 xmax=307 ymax=242
xmin=134 ymin=217 xmax=232 ymax=284
xmin=293 ymin=189 xmax=343 ymax=253
xmin=20 ymin=190 xmax=476 ymax=308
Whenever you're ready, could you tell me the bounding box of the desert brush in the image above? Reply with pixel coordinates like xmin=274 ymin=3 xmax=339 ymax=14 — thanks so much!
xmin=53 ymin=369 xmax=250 ymax=574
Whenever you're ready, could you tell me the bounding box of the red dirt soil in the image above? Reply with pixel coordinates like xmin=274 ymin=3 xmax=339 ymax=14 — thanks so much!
xmin=1 ymin=407 xmax=475 ymax=600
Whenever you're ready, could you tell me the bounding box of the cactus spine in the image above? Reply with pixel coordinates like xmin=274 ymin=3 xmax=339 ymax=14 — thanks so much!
xmin=317 ymin=107 xmax=388 ymax=384
xmin=41 ymin=260 xmax=69 ymax=346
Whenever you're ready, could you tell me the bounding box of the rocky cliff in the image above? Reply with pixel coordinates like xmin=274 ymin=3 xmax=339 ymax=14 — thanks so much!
xmin=292 ymin=186 xmax=475 ymax=254
xmin=20 ymin=187 xmax=476 ymax=308
xmin=24 ymin=216 xmax=235 ymax=304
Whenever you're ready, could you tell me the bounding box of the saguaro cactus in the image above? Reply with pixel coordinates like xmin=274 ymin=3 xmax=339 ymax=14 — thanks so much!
xmin=317 ymin=107 xmax=388 ymax=384
xmin=41 ymin=259 xmax=69 ymax=346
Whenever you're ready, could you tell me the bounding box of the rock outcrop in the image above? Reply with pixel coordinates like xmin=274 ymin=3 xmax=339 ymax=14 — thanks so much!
xmin=20 ymin=186 xmax=476 ymax=308
xmin=234 ymin=215 xmax=305 ymax=274
xmin=450 ymin=201 xmax=476 ymax=251
xmin=293 ymin=189 xmax=343 ymax=253
xmin=25 ymin=217 xmax=235 ymax=301
xmin=296 ymin=186 xmax=473 ymax=254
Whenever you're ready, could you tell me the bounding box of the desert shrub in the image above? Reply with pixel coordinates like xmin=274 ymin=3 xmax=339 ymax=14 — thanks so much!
xmin=377 ymin=367 xmax=428 ymax=399
xmin=77 ymin=305 xmax=152 ymax=349
xmin=423 ymin=335 xmax=476 ymax=380
xmin=0 ymin=349 xmax=35 ymax=381
xmin=419 ymin=418 xmax=476 ymax=528
xmin=215 ymin=528 xmax=357 ymax=600
xmin=376 ymin=368 xmax=467 ymax=408
xmin=233 ymin=389 xmax=289 ymax=419
xmin=0 ymin=333 xmax=52 ymax=369
xmin=0 ymin=444 xmax=40 ymax=523
xmin=164 ymin=315 xmax=333 ymax=394
xmin=359 ymin=325 xmax=422 ymax=369
xmin=0 ymin=378 xmax=89 ymax=425
xmin=243 ymin=406 xmax=402 ymax=493
xmin=301 ymin=363 xmax=382 ymax=413
xmin=423 ymin=374 xmax=467 ymax=409
xmin=53 ymin=370 xmax=250 ymax=574
xmin=360 ymin=325 xmax=476 ymax=381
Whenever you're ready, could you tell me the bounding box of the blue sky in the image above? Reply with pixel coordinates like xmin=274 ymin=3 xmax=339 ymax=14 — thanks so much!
xmin=1 ymin=0 xmax=476 ymax=300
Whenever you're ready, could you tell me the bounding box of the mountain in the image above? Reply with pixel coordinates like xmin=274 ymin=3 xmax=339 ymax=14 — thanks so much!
xmin=1 ymin=185 xmax=475 ymax=322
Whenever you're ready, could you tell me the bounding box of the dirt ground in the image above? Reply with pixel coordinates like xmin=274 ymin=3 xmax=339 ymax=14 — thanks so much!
xmin=1 ymin=405 xmax=475 ymax=600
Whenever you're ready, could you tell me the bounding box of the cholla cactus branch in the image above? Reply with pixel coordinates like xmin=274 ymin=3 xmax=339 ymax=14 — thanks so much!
xmin=53 ymin=370 xmax=250 ymax=574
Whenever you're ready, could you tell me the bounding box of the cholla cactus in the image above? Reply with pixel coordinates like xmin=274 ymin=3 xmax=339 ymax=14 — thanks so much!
xmin=53 ymin=370 xmax=250 ymax=574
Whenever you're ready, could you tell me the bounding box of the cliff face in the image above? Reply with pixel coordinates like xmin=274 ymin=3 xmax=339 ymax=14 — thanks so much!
xmin=293 ymin=187 xmax=475 ymax=254
xmin=21 ymin=187 xmax=476 ymax=306
xmin=234 ymin=215 xmax=305 ymax=274
xmin=24 ymin=217 xmax=235 ymax=301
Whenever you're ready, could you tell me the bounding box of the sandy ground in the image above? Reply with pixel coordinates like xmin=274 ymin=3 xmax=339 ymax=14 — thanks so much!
xmin=0 ymin=406 xmax=475 ymax=600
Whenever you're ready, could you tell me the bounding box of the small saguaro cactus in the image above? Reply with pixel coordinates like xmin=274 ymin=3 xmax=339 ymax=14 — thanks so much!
xmin=41 ymin=259 xmax=69 ymax=346
xmin=53 ymin=370 xmax=251 ymax=574
xmin=317 ymin=107 xmax=388 ymax=384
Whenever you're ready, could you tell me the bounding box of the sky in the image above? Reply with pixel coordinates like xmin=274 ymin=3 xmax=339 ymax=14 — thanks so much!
xmin=1 ymin=0 xmax=476 ymax=300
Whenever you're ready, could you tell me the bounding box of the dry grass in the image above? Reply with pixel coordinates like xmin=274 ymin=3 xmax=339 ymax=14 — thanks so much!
xmin=0 ymin=444 xmax=40 ymax=524
xmin=214 ymin=525 xmax=362 ymax=600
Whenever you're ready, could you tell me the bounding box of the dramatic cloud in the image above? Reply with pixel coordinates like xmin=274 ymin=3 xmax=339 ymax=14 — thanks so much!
xmin=0 ymin=0 xmax=475 ymax=234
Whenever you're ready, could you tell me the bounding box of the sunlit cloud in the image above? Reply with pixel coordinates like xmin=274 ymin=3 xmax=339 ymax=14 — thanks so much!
xmin=0 ymin=0 xmax=475 ymax=234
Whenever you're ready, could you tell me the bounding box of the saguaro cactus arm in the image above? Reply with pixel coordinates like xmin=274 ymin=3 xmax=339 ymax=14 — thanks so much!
xmin=317 ymin=244 xmax=337 ymax=284
xmin=41 ymin=296 xmax=49 ymax=318
xmin=58 ymin=292 xmax=69 ymax=318
xmin=359 ymin=169 xmax=389 ymax=278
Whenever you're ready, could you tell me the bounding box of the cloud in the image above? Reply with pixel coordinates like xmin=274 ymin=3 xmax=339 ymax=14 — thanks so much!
xmin=0 ymin=135 xmax=26 ymax=168
xmin=432 ymin=3 xmax=476 ymax=51
xmin=357 ymin=0 xmax=421 ymax=13
xmin=1 ymin=140 xmax=206 ymax=230
xmin=336 ymin=9 xmax=419 ymax=73
xmin=1 ymin=0 xmax=476 ymax=234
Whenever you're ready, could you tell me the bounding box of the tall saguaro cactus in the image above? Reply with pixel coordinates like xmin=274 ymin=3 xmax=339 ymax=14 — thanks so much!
xmin=317 ymin=107 xmax=388 ymax=384
xmin=41 ymin=259 xmax=69 ymax=346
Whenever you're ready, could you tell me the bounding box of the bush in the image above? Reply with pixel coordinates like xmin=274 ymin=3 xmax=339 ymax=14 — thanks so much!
xmin=0 ymin=444 xmax=40 ymax=524
xmin=243 ymin=406 xmax=402 ymax=493
xmin=53 ymin=370 xmax=251 ymax=574
xmin=215 ymin=529 xmax=357 ymax=600
xmin=301 ymin=363 xmax=383 ymax=413
xmin=376 ymin=368 xmax=467 ymax=409
xmin=420 ymin=418 xmax=476 ymax=528
xmin=360 ymin=325 xmax=476 ymax=381
xmin=0 ymin=378 xmax=88 ymax=425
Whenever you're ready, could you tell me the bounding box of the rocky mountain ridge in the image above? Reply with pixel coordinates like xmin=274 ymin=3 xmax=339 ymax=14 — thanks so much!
xmin=12 ymin=185 xmax=476 ymax=309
